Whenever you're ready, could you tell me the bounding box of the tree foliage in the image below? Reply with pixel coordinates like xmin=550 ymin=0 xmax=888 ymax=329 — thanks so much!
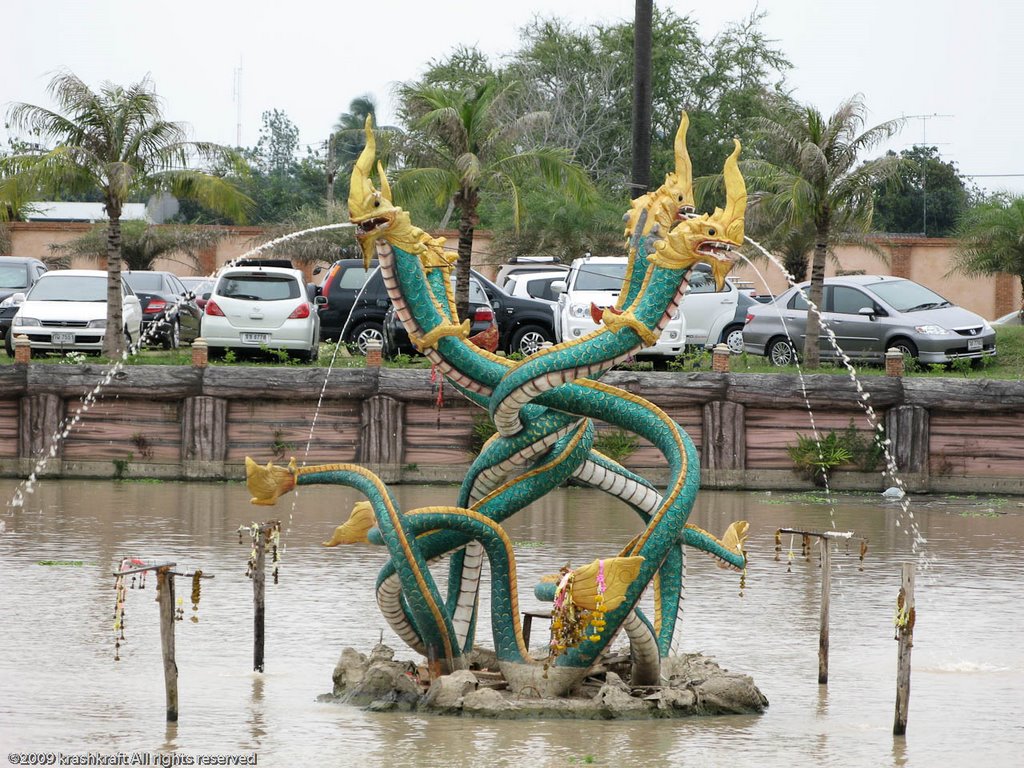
xmin=393 ymin=71 xmax=594 ymax=319
xmin=951 ymin=194 xmax=1024 ymax=311
xmin=503 ymin=9 xmax=790 ymax=194
xmin=748 ymin=94 xmax=904 ymax=367
xmin=47 ymin=220 xmax=228 ymax=272
xmin=872 ymin=145 xmax=973 ymax=237
xmin=1 ymin=70 xmax=251 ymax=356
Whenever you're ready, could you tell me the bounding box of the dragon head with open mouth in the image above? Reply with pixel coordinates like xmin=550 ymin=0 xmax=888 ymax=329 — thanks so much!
xmin=348 ymin=116 xmax=449 ymax=268
xmin=650 ymin=138 xmax=746 ymax=290
xmin=624 ymin=110 xmax=696 ymax=241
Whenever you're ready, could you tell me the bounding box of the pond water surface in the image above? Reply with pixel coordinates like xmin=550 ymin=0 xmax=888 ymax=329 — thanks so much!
xmin=1 ymin=479 xmax=1021 ymax=767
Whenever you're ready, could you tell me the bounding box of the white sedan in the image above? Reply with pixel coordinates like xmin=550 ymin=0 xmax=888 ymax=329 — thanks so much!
xmin=200 ymin=265 xmax=324 ymax=362
xmin=8 ymin=269 xmax=143 ymax=355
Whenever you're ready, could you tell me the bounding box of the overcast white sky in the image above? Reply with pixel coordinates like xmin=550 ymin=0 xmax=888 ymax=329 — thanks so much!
xmin=4 ymin=0 xmax=1023 ymax=194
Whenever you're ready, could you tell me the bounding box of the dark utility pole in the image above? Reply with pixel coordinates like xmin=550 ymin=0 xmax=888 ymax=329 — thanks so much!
xmin=630 ymin=0 xmax=653 ymax=200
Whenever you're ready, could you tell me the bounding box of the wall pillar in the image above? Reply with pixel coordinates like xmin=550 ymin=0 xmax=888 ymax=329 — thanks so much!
xmin=359 ymin=395 xmax=404 ymax=465
xmin=886 ymin=405 xmax=929 ymax=476
xmin=182 ymin=396 xmax=227 ymax=477
xmin=19 ymin=393 xmax=64 ymax=463
xmin=702 ymin=400 xmax=746 ymax=471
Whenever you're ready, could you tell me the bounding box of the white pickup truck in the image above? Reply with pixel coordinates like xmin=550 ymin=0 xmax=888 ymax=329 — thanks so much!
xmin=551 ymin=255 xmax=754 ymax=359
xmin=550 ymin=255 xmax=687 ymax=360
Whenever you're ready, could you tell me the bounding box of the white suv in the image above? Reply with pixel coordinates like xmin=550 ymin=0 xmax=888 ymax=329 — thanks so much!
xmin=551 ymin=255 xmax=686 ymax=360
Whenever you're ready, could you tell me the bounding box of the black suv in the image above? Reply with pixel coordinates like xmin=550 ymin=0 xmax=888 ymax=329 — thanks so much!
xmin=348 ymin=267 xmax=556 ymax=357
xmin=472 ymin=271 xmax=556 ymax=355
xmin=1 ymin=256 xmax=48 ymax=356
xmin=316 ymin=258 xmax=379 ymax=341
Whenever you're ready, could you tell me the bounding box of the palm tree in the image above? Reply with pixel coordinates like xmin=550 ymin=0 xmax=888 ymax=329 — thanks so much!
xmin=749 ymin=95 xmax=903 ymax=367
xmin=328 ymin=96 xmax=379 ymax=204
xmin=1 ymin=70 xmax=251 ymax=357
xmin=47 ymin=221 xmax=228 ymax=272
xmin=951 ymin=194 xmax=1024 ymax=313
xmin=395 ymin=76 xmax=594 ymax=319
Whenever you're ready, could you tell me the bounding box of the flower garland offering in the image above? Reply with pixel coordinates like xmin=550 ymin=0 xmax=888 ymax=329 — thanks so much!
xmin=548 ymin=560 xmax=609 ymax=661
xmin=240 ymin=521 xmax=283 ymax=583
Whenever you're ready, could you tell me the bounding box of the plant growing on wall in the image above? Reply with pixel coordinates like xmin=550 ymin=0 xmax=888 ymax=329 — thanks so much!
xmin=787 ymin=431 xmax=852 ymax=487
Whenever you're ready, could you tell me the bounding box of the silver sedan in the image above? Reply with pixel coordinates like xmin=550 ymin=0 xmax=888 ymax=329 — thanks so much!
xmin=742 ymin=275 xmax=997 ymax=366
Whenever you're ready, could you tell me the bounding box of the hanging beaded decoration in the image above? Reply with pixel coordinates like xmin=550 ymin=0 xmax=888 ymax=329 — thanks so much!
xmin=241 ymin=522 xmax=283 ymax=584
xmin=191 ymin=570 xmax=203 ymax=622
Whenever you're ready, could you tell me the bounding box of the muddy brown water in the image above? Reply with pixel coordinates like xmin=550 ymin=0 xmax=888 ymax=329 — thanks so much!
xmin=1 ymin=479 xmax=1021 ymax=766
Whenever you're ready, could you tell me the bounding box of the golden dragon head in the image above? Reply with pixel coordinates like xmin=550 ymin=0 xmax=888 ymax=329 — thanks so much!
xmin=245 ymin=456 xmax=297 ymax=506
xmin=348 ymin=116 xmax=453 ymax=269
xmin=650 ymin=138 xmax=746 ymax=290
xmin=623 ymin=110 xmax=695 ymax=242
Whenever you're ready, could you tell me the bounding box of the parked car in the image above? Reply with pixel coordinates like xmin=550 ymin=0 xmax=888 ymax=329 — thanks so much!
xmin=0 ymin=256 xmax=48 ymax=354
xmin=200 ymin=264 xmax=325 ymax=362
xmin=680 ymin=263 xmax=758 ymax=352
xmin=742 ymin=275 xmax=997 ymax=366
xmin=494 ymin=256 xmax=567 ymax=289
xmin=550 ymin=255 xmax=687 ymax=361
xmin=180 ymin=276 xmax=216 ymax=311
xmin=123 ymin=270 xmax=202 ymax=349
xmin=316 ymin=258 xmax=379 ymax=341
xmin=472 ymin=271 xmax=557 ymax=356
xmin=503 ymin=269 xmax=568 ymax=305
xmin=382 ymin=273 xmax=497 ymax=357
xmin=6 ymin=269 xmax=143 ymax=356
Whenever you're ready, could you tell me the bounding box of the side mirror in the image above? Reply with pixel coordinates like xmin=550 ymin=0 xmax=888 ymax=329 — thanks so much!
xmin=551 ymin=280 xmax=567 ymax=295
xmin=858 ymin=306 xmax=877 ymax=319
xmin=314 ymin=295 xmax=328 ymax=306
xmin=202 ymin=292 xmax=211 ymax=301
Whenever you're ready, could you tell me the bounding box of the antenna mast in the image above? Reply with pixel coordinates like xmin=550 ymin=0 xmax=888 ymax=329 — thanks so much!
xmin=233 ymin=60 xmax=243 ymax=147
xmin=903 ymin=113 xmax=953 ymax=236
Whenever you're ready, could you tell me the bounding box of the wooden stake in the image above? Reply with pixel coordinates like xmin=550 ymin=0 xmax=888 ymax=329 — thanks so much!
xmin=893 ymin=563 xmax=916 ymax=735
xmin=156 ymin=567 xmax=179 ymax=722
xmin=818 ymin=538 xmax=831 ymax=685
xmin=253 ymin=527 xmax=266 ymax=673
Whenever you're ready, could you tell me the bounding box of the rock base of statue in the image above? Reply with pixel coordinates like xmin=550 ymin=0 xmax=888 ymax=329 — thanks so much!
xmin=322 ymin=643 xmax=768 ymax=719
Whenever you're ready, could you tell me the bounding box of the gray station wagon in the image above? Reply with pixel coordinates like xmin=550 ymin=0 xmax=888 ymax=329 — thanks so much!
xmin=742 ymin=275 xmax=997 ymax=366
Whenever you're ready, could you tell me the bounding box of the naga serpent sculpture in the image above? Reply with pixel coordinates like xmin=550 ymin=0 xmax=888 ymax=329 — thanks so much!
xmin=246 ymin=112 xmax=749 ymax=697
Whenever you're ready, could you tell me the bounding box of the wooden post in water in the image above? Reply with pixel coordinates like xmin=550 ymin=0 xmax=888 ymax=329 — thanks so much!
xmin=156 ymin=565 xmax=179 ymax=722
xmin=777 ymin=527 xmax=866 ymax=685
xmin=818 ymin=539 xmax=831 ymax=684
xmin=253 ymin=526 xmax=267 ymax=673
xmin=893 ymin=563 xmax=916 ymax=735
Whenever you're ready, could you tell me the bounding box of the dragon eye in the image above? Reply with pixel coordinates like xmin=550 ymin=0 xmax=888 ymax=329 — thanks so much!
xmin=374 ymin=200 xmax=380 ymax=207
xmin=708 ymin=227 xmax=716 ymax=236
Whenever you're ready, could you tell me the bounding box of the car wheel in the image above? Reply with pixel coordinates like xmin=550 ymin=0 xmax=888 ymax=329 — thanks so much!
xmin=889 ymin=337 xmax=919 ymax=361
xmin=767 ymin=337 xmax=798 ymax=366
xmin=161 ymin=320 xmax=181 ymax=350
xmin=348 ymin=322 xmax=384 ymax=355
xmin=721 ymin=325 xmax=745 ymax=354
xmin=511 ymin=324 xmax=553 ymax=356
xmin=3 ymin=328 xmax=13 ymax=357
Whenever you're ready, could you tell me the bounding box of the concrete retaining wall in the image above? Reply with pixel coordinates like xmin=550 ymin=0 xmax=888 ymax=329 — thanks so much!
xmin=1 ymin=365 xmax=1022 ymax=495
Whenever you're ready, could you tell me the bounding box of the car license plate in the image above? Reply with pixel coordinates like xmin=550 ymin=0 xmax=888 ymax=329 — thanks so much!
xmin=968 ymin=339 xmax=982 ymax=351
xmin=52 ymin=332 xmax=75 ymax=344
xmin=241 ymin=332 xmax=270 ymax=345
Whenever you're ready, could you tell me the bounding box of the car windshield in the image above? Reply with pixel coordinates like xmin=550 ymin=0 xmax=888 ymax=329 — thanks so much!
xmin=124 ymin=273 xmax=165 ymax=291
xmin=0 ymin=265 xmax=29 ymax=290
xmin=336 ymin=267 xmax=374 ymax=290
xmin=867 ymin=280 xmax=951 ymax=312
xmin=216 ymin=273 xmax=300 ymax=301
xmin=575 ymin=263 xmax=625 ymax=291
xmin=27 ymin=275 xmax=107 ymax=301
